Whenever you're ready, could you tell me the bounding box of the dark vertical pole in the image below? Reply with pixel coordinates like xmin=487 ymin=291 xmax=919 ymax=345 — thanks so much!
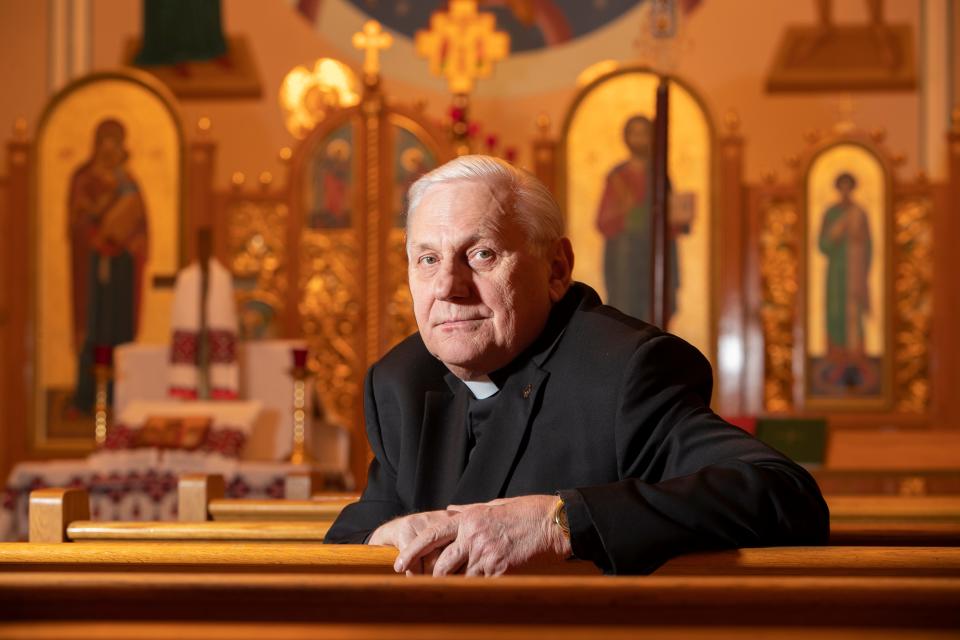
xmin=651 ymin=77 xmax=671 ymax=329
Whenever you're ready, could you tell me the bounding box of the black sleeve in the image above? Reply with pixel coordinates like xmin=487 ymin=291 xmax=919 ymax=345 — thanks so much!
xmin=568 ymin=334 xmax=829 ymax=574
xmin=324 ymin=365 xmax=407 ymax=544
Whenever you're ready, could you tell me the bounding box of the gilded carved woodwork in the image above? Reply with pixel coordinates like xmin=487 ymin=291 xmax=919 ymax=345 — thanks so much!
xmin=892 ymin=195 xmax=933 ymax=413
xmin=756 ymin=186 xmax=935 ymax=416
xmin=227 ymin=199 xmax=288 ymax=336
xmin=385 ymin=229 xmax=417 ymax=351
xmin=758 ymin=199 xmax=801 ymax=412
xmin=363 ymin=96 xmax=384 ymax=367
xmin=298 ymin=231 xmax=361 ymax=430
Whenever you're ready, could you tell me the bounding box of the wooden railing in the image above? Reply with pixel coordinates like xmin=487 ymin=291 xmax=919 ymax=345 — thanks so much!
xmin=177 ymin=473 xmax=357 ymax=523
xmin=0 ymin=572 xmax=956 ymax=629
xmin=31 ymin=480 xmax=960 ymax=547
xmin=2 ymin=542 xmax=958 ymax=577
xmin=826 ymin=495 xmax=960 ymax=521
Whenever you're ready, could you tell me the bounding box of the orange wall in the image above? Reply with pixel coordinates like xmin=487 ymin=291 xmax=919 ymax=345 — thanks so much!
xmin=0 ymin=1 xmax=48 ymax=152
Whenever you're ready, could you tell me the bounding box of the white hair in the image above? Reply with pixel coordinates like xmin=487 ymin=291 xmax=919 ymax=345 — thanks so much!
xmin=405 ymin=155 xmax=564 ymax=255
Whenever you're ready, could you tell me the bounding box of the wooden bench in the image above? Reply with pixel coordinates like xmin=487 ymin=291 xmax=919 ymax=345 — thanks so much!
xmin=815 ymin=469 xmax=960 ymax=496
xmin=30 ymin=488 xmax=332 ymax=543
xmin=178 ymin=474 xmax=357 ymax=522
xmin=4 ymin=540 xmax=959 ymax=577
xmin=1 ymin=621 xmax=954 ymax=640
xmin=34 ymin=485 xmax=960 ymax=548
xmin=826 ymin=495 xmax=960 ymax=521
xmin=0 ymin=572 xmax=956 ymax=630
xmin=830 ymin=521 xmax=960 ymax=546
xmin=823 ymin=494 xmax=960 ymax=545
xmin=0 ymin=542 xmax=396 ymax=573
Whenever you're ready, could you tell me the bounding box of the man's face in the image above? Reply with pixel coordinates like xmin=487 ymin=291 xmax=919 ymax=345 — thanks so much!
xmin=837 ymin=179 xmax=855 ymax=200
xmin=625 ymin=120 xmax=652 ymax=157
xmin=407 ymin=180 xmax=556 ymax=380
xmin=97 ymin=136 xmax=125 ymax=168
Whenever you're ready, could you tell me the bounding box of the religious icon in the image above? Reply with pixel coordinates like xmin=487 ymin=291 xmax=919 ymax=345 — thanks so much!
xmin=33 ymin=71 xmax=183 ymax=450
xmin=563 ymin=69 xmax=712 ymax=360
xmin=307 ymin=127 xmax=353 ymax=230
xmin=804 ymin=140 xmax=888 ymax=405
xmin=595 ymin=115 xmax=693 ymax=324
xmin=67 ymin=119 xmax=149 ymax=415
xmin=238 ymin=298 xmax=278 ymax=341
xmin=808 ymin=171 xmax=882 ymax=397
xmin=393 ymin=126 xmax=437 ymax=227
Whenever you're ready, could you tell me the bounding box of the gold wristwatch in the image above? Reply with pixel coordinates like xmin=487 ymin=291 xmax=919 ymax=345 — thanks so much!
xmin=553 ymin=496 xmax=570 ymax=537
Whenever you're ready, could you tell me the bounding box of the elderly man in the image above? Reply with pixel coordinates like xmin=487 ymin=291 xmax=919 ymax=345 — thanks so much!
xmin=325 ymin=156 xmax=829 ymax=575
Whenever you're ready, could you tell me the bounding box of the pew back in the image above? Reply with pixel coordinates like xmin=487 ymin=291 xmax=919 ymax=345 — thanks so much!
xmin=826 ymin=495 xmax=960 ymax=521
xmin=4 ymin=543 xmax=959 ymax=577
xmin=0 ymin=572 xmax=956 ymax=630
xmin=178 ymin=473 xmax=357 ymax=522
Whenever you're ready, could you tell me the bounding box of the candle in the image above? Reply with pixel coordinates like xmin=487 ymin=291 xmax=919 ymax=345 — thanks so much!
xmin=94 ymin=345 xmax=113 ymax=367
xmin=292 ymin=347 xmax=308 ymax=369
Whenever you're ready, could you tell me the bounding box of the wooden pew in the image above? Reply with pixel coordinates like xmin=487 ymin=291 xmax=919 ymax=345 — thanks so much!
xmin=30 ymin=488 xmax=332 ymax=543
xmin=35 ymin=484 xmax=960 ymax=547
xmin=0 ymin=542 xmax=395 ymax=573
xmin=183 ymin=476 xmax=960 ymax=539
xmin=826 ymin=495 xmax=960 ymax=521
xmin=823 ymin=494 xmax=960 ymax=545
xmin=0 ymin=572 xmax=956 ymax=631
xmin=814 ymin=469 xmax=960 ymax=496
xmin=1 ymin=622 xmax=955 ymax=640
xmin=181 ymin=477 xmax=960 ymax=528
xmin=187 ymin=477 xmax=960 ymax=529
xmin=178 ymin=473 xmax=357 ymax=523
xmin=4 ymin=541 xmax=959 ymax=577
xmin=830 ymin=521 xmax=960 ymax=546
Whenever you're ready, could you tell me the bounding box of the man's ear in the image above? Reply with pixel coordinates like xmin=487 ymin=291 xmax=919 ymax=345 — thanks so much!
xmin=547 ymin=237 xmax=574 ymax=303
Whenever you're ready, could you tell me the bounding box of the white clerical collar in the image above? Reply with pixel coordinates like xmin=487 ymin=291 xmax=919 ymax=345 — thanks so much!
xmin=462 ymin=376 xmax=500 ymax=399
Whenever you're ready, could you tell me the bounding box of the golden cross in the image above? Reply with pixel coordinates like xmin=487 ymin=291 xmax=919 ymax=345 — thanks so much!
xmin=415 ymin=0 xmax=510 ymax=95
xmin=352 ymin=20 xmax=393 ymax=77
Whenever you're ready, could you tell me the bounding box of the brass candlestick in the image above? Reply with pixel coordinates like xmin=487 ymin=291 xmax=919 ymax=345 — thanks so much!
xmin=93 ymin=345 xmax=113 ymax=446
xmin=289 ymin=347 xmax=313 ymax=465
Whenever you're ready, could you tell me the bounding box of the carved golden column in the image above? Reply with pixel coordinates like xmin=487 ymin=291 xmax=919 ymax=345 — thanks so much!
xmin=352 ymin=20 xmax=392 ymax=367
xmin=361 ymin=78 xmax=384 ymax=374
xmin=353 ymin=21 xmax=392 ymax=482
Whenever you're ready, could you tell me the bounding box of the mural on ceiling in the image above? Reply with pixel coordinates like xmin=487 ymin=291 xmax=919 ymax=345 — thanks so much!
xmin=294 ymin=1 xmax=703 ymax=53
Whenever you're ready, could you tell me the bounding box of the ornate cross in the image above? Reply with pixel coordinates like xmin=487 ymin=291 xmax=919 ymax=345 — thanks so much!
xmin=415 ymin=0 xmax=510 ymax=95
xmin=352 ymin=20 xmax=393 ymax=77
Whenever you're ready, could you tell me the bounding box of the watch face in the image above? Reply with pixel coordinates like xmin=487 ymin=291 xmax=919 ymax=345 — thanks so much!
xmin=554 ymin=498 xmax=570 ymax=534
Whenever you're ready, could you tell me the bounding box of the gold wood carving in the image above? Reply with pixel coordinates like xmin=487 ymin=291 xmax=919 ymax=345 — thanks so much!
xmin=228 ymin=199 xmax=288 ymax=333
xmin=299 ymin=231 xmax=361 ymax=430
xmin=759 ymin=199 xmax=801 ymax=412
xmin=892 ymin=195 xmax=933 ymax=413
xmin=363 ymin=96 xmax=383 ymax=366
xmin=385 ymin=229 xmax=417 ymax=351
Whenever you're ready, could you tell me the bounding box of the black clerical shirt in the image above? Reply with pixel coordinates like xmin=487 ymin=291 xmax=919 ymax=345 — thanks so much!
xmin=465 ymin=392 xmax=499 ymax=463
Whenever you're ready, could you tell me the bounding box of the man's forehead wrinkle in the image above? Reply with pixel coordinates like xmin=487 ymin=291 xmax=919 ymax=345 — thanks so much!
xmin=404 ymin=179 xmax=521 ymax=258
xmin=476 ymin=179 xmax=511 ymax=216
